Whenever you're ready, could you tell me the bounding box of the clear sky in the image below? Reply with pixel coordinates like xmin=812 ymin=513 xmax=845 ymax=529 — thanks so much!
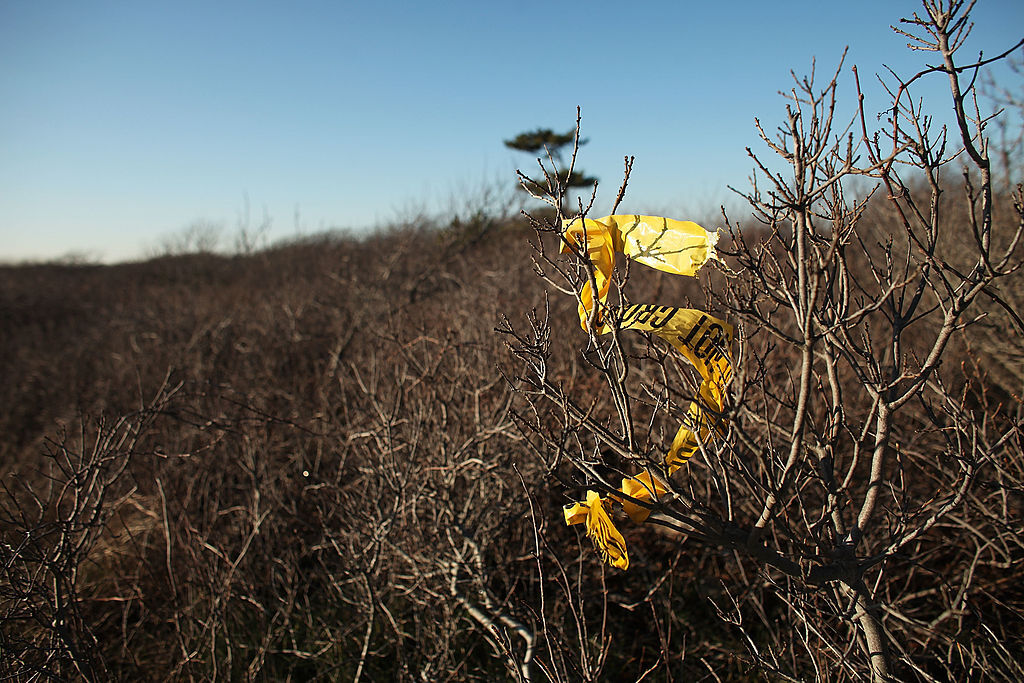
xmin=2 ymin=0 xmax=1022 ymax=263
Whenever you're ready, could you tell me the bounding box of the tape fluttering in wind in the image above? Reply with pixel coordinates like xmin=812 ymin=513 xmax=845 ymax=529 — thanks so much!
xmin=560 ymin=215 xmax=734 ymax=569
xmin=561 ymin=215 xmax=721 ymax=330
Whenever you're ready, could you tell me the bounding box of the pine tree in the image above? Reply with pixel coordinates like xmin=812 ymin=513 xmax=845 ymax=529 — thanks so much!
xmin=504 ymin=128 xmax=597 ymax=211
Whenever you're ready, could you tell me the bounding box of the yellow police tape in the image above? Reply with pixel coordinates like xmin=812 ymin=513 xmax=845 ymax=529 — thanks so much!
xmin=560 ymin=216 xmax=733 ymax=570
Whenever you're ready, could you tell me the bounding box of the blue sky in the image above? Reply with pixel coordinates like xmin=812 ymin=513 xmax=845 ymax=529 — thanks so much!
xmin=2 ymin=0 xmax=1022 ymax=262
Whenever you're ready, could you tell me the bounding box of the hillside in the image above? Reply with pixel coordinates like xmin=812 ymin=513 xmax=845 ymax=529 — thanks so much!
xmin=2 ymin=202 xmax=1021 ymax=679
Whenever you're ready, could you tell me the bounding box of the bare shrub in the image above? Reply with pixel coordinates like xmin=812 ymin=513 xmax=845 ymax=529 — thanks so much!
xmin=1 ymin=204 xmax=572 ymax=679
xmin=502 ymin=2 xmax=1024 ymax=680
xmin=152 ymin=219 xmax=224 ymax=257
xmin=0 ymin=385 xmax=176 ymax=680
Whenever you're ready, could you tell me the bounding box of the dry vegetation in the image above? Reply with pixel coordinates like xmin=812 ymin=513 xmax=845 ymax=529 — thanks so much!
xmin=2 ymin=2 xmax=1023 ymax=681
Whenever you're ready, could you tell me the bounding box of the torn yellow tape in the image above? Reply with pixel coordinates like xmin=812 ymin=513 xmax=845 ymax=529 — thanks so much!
xmin=617 ymin=471 xmax=667 ymax=524
xmin=561 ymin=216 xmax=733 ymax=567
xmin=561 ymin=215 xmax=720 ymax=330
xmin=564 ymin=490 xmax=629 ymax=570
xmin=616 ymin=305 xmax=734 ymax=470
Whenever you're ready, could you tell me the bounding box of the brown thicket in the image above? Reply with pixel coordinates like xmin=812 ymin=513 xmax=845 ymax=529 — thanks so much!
xmin=2 ymin=1 xmax=1022 ymax=680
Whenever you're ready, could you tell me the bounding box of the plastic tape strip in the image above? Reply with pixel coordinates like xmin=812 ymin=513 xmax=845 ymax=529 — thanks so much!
xmin=559 ymin=216 xmax=733 ymax=570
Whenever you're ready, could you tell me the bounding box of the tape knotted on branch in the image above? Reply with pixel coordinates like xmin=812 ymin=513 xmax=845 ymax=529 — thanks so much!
xmin=560 ymin=215 xmax=734 ymax=569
